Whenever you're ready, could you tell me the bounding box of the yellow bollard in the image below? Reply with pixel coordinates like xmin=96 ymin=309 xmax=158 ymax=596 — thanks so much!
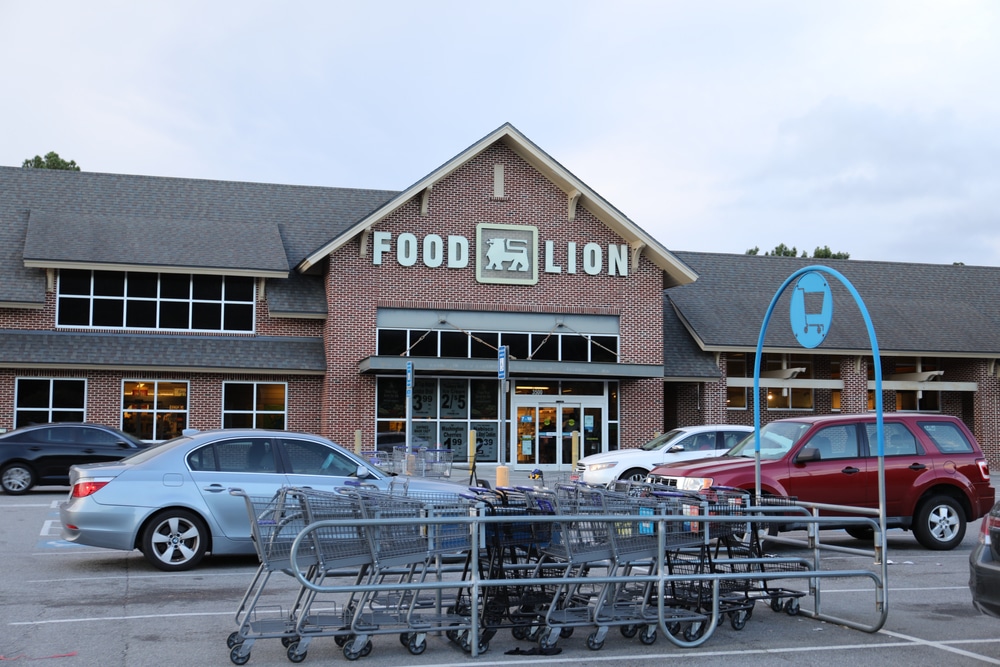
xmin=496 ymin=465 xmax=510 ymax=488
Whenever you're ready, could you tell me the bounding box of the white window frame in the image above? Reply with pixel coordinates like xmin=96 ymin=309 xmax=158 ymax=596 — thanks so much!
xmin=14 ymin=377 xmax=87 ymax=428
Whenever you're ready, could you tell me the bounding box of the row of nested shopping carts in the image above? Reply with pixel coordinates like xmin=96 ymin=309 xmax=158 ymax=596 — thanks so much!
xmin=225 ymin=479 xmax=810 ymax=664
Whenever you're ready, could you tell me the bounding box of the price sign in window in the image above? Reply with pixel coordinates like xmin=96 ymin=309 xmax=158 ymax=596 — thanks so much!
xmin=440 ymin=379 xmax=468 ymax=419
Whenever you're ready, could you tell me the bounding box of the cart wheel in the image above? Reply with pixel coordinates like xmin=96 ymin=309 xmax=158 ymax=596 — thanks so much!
xmin=286 ymin=641 xmax=306 ymax=663
xmin=526 ymin=625 xmax=542 ymax=642
xmin=729 ymin=610 xmax=747 ymax=631
xmin=586 ymin=632 xmax=604 ymax=651
xmin=335 ymin=631 xmax=349 ymax=647
xmin=639 ymin=627 xmax=657 ymax=645
xmin=226 ymin=632 xmax=242 ymax=649
xmin=770 ymin=596 xmax=783 ymax=612
xmin=511 ymin=625 xmax=528 ymax=640
xmin=683 ymin=622 xmax=703 ymax=642
xmin=785 ymin=598 xmax=800 ymax=616
xmin=281 ymin=635 xmax=298 ymax=648
xmin=229 ymin=646 xmax=250 ymax=666
xmin=745 ymin=604 xmax=754 ymax=621
xmin=399 ymin=632 xmax=412 ymax=647
xmin=538 ymin=628 xmax=558 ymax=649
xmin=560 ymin=627 xmax=574 ymax=639
xmin=476 ymin=639 xmax=490 ymax=654
xmin=620 ymin=624 xmax=639 ymax=638
xmin=360 ymin=640 xmax=373 ymax=657
xmin=666 ymin=621 xmax=681 ymax=636
xmin=407 ymin=634 xmax=426 ymax=655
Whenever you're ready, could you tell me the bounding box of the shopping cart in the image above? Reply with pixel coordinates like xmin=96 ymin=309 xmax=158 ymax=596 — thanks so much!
xmin=226 ymin=487 xmax=330 ymax=665
xmin=335 ymin=485 xmax=481 ymax=659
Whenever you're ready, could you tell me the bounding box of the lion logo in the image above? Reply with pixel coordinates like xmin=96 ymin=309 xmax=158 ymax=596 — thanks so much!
xmin=484 ymin=238 xmax=530 ymax=272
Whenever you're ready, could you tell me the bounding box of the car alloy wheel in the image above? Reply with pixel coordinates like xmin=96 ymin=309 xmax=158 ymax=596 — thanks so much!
xmin=141 ymin=509 xmax=209 ymax=571
xmin=1 ymin=464 xmax=35 ymax=495
xmin=914 ymin=495 xmax=966 ymax=551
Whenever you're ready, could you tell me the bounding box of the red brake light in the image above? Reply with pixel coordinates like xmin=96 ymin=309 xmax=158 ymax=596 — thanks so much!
xmin=72 ymin=481 xmax=109 ymax=498
xmin=977 ymin=459 xmax=991 ymax=481
xmin=981 ymin=513 xmax=1000 ymax=545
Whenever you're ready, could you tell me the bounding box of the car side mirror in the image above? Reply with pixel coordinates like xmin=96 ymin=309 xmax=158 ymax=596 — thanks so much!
xmin=356 ymin=465 xmax=371 ymax=479
xmin=796 ymin=447 xmax=821 ymax=463
xmin=667 ymin=445 xmax=684 ymax=453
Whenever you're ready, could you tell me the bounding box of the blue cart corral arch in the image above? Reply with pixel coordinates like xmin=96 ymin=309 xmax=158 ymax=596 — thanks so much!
xmin=752 ymin=265 xmax=888 ymax=554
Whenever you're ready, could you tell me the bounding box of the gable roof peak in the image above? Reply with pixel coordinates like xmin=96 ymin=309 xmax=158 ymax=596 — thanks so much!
xmin=298 ymin=125 xmax=696 ymax=287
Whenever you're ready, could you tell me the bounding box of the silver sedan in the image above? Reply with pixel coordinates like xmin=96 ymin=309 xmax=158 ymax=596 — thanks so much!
xmin=59 ymin=429 xmax=467 ymax=571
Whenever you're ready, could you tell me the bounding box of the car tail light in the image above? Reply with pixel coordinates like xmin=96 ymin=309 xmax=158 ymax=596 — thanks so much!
xmin=977 ymin=459 xmax=991 ymax=481
xmin=980 ymin=512 xmax=1000 ymax=545
xmin=72 ymin=481 xmax=109 ymax=498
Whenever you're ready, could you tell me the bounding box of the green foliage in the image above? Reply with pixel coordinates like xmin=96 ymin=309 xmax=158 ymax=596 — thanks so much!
xmin=812 ymin=245 xmax=850 ymax=260
xmin=22 ymin=151 xmax=81 ymax=171
xmin=746 ymin=243 xmax=849 ymax=259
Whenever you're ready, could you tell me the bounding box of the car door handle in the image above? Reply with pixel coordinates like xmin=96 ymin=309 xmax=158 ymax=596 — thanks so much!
xmin=909 ymin=463 xmax=927 ymax=471
xmin=203 ymin=484 xmax=226 ymax=493
xmin=841 ymin=466 xmax=861 ymax=474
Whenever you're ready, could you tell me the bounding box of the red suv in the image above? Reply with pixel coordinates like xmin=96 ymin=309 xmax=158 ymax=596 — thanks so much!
xmin=647 ymin=413 xmax=995 ymax=550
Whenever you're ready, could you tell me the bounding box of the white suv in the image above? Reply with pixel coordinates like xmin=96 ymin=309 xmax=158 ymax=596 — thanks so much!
xmin=574 ymin=424 xmax=753 ymax=486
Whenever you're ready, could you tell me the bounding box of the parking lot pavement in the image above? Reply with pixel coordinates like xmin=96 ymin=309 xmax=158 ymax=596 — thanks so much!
xmin=3 ymin=485 xmax=1000 ymax=666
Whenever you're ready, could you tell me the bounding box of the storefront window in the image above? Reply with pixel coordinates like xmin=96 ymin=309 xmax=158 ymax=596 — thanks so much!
xmin=223 ymin=382 xmax=286 ymax=429
xmin=58 ymin=270 xmax=254 ymax=332
xmin=726 ymin=352 xmax=749 ymax=410
xmin=375 ymin=327 xmax=619 ymax=363
xmin=123 ymin=380 xmax=188 ymax=440
xmin=375 ymin=377 xmax=501 ymax=462
xmin=765 ymin=355 xmax=814 ymax=410
xmin=15 ymin=378 xmax=85 ymax=427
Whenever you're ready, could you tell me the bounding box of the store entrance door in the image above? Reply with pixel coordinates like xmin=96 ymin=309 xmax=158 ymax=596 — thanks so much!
xmin=515 ymin=403 xmax=594 ymax=469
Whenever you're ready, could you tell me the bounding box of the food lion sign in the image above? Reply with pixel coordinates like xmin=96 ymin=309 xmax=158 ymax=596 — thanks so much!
xmin=476 ymin=223 xmax=538 ymax=285
xmin=371 ymin=223 xmax=630 ymax=286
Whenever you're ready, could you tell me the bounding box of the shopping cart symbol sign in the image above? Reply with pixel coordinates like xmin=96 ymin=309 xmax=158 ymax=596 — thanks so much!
xmin=789 ymin=271 xmax=833 ymax=349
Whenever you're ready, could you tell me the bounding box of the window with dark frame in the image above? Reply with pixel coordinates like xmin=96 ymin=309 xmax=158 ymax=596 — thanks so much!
xmin=57 ymin=269 xmax=254 ymax=332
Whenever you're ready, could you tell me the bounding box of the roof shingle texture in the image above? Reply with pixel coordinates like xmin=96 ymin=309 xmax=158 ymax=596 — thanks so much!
xmin=670 ymin=251 xmax=1000 ymax=355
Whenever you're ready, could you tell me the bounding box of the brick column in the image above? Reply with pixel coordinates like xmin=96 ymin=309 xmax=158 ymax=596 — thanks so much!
xmin=840 ymin=355 xmax=868 ymax=414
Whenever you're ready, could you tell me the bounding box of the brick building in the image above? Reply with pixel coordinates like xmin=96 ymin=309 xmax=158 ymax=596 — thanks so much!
xmin=2 ymin=123 xmax=999 ymax=472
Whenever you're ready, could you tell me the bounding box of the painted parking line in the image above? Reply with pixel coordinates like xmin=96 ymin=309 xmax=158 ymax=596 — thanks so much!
xmin=879 ymin=629 xmax=1000 ymax=665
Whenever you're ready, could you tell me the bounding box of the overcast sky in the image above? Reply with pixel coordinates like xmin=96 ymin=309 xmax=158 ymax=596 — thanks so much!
xmin=3 ymin=1 xmax=999 ymax=266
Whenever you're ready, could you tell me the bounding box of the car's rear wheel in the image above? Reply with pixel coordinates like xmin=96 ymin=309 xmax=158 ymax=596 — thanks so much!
xmin=619 ymin=468 xmax=649 ymax=483
xmin=1 ymin=463 xmax=35 ymax=495
xmin=913 ymin=495 xmax=965 ymax=550
xmin=845 ymin=525 xmax=874 ymax=541
xmin=141 ymin=509 xmax=209 ymax=571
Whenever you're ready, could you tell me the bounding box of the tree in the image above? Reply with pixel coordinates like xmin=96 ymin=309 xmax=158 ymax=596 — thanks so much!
xmin=22 ymin=151 xmax=81 ymax=171
xmin=746 ymin=243 xmax=849 ymax=259
xmin=812 ymin=246 xmax=850 ymax=260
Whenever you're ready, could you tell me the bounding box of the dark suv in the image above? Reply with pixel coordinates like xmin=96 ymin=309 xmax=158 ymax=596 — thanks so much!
xmin=647 ymin=413 xmax=995 ymax=550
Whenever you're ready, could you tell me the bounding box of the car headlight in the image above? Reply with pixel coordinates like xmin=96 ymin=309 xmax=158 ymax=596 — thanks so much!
xmin=586 ymin=462 xmax=618 ymax=471
xmin=676 ymin=477 xmax=714 ymax=491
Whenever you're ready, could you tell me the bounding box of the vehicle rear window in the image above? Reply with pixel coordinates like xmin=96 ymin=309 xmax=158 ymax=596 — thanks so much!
xmin=918 ymin=421 xmax=973 ymax=454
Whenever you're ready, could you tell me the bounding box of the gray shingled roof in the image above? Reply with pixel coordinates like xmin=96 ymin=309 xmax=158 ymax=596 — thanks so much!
xmin=0 ymin=330 xmax=326 ymax=373
xmin=24 ymin=209 xmax=289 ymax=275
xmin=0 ymin=166 xmax=398 ymax=307
xmin=662 ymin=292 xmax=721 ymax=379
xmin=670 ymin=251 xmax=1000 ymax=355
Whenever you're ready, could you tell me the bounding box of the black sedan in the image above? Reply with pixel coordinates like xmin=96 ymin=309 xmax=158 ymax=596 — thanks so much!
xmin=0 ymin=423 xmax=149 ymax=494
xmin=970 ymin=500 xmax=1000 ymax=617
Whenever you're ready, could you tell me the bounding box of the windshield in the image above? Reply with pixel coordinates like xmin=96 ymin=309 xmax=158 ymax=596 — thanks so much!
xmin=639 ymin=430 xmax=685 ymax=451
xmin=728 ymin=421 xmax=811 ymax=460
